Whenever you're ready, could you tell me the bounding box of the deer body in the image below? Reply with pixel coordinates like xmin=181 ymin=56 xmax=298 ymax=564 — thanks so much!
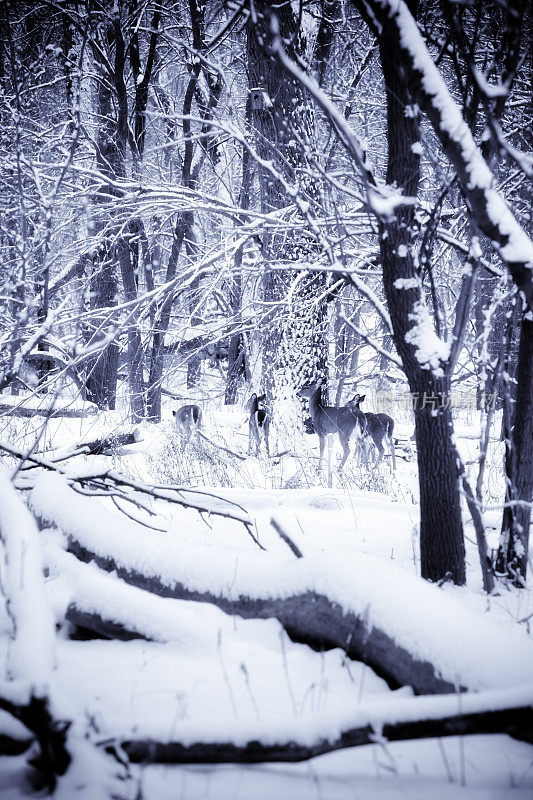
xmin=247 ymin=393 xmax=270 ymax=456
xmin=297 ymin=382 xmax=366 ymax=469
xmin=173 ymin=404 xmax=202 ymax=440
xmin=349 ymin=395 xmax=396 ymax=470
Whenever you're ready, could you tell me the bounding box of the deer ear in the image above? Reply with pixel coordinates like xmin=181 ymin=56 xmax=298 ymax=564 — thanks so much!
xmin=257 ymin=394 xmax=266 ymax=402
xmin=359 ymin=395 xmax=366 ymax=403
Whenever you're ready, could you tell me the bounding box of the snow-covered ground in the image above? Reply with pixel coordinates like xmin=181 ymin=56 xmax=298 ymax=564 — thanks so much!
xmin=0 ymin=397 xmax=532 ymax=799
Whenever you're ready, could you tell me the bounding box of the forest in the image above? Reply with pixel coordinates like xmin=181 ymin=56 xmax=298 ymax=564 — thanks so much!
xmin=0 ymin=1 xmax=532 ymax=798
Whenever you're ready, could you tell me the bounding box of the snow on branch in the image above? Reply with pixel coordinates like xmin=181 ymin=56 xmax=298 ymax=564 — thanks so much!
xmin=0 ymin=440 xmax=259 ymax=545
xmin=29 ymin=474 xmax=533 ymax=697
xmin=404 ymin=300 xmax=451 ymax=377
xmin=0 ymin=471 xmax=55 ymax=686
xmin=43 ymin=542 xmax=219 ymax=647
xmin=0 ymin=472 xmax=74 ymax=792
xmin=121 ymin=683 xmax=533 ymax=763
xmin=358 ymin=0 xmax=533 ymax=306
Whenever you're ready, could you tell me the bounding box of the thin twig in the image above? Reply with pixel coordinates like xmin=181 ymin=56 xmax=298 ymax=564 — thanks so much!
xmin=270 ymin=517 xmax=303 ymax=558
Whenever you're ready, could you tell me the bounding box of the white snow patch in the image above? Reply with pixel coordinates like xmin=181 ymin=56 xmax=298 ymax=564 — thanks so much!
xmin=388 ymin=0 xmax=533 ymax=269
xmin=394 ymin=277 xmax=420 ymax=290
xmin=404 ymin=301 xmax=450 ymax=375
xmin=0 ymin=471 xmax=55 ymax=686
xmin=29 ymin=474 xmax=533 ymax=695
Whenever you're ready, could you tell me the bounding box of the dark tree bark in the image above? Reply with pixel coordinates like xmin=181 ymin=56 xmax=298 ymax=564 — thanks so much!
xmin=225 ymin=97 xmax=253 ymax=405
xmin=247 ymin=2 xmax=329 ymax=404
xmin=146 ymin=0 xmax=222 ymax=418
xmin=146 ymin=212 xmax=192 ymax=421
xmin=121 ymin=700 xmax=533 ymax=763
xmin=57 ymin=538 xmax=458 ymax=695
xmin=0 ymin=693 xmax=71 ymax=792
xmin=378 ymin=16 xmax=465 ymax=584
xmin=353 ymin=0 xmax=533 ymax=308
xmin=84 ymin=14 xmax=120 ymax=411
xmin=85 ymin=3 xmax=162 ymax=420
xmin=496 ymin=316 xmax=533 ymax=585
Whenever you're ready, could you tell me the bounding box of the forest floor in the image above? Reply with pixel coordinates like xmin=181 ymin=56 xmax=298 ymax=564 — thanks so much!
xmin=0 ymin=396 xmax=532 ymax=799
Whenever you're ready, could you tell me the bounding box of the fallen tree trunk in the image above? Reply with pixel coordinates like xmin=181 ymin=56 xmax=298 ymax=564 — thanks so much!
xmin=46 ymin=539 xmax=456 ymax=694
xmin=0 ymin=397 xmax=97 ymax=418
xmin=61 ymin=428 xmax=141 ymax=457
xmin=40 ymin=547 xmax=533 ymax=759
xmin=35 ymin=428 xmax=142 ymax=464
xmin=0 ymin=475 xmax=70 ymax=790
xmin=43 ymin=544 xmax=216 ymax=646
xmin=121 ymin=701 xmax=533 ymax=763
xmin=29 ymin=475 xmax=533 ymax=697
xmin=0 ymin=686 xmax=71 ymax=785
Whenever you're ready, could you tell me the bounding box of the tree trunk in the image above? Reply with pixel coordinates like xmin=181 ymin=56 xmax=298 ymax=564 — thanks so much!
xmin=117 ymin=232 xmax=145 ymax=421
xmin=496 ymin=315 xmax=533 ymax=586
xmin=414 ymin=396 xmax=465 ymax=583
xmin=247 ymin=3 xmax=329 ymax=406
xmin=379 ymin=21 xmax=465 ymax=584
xmin=121 ymin=697 xmax=533 ymax=763
xmin=84 ymin=250 xmax=119 ymax=410
xmin=146 ymin=214 xmax=190 ymax=421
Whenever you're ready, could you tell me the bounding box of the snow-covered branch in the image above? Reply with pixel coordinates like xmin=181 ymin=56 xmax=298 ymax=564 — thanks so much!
xmin=29 ymin=474 xmax=533 ymax=697
xmin=357 ymin=0 xmax=533 ymax=306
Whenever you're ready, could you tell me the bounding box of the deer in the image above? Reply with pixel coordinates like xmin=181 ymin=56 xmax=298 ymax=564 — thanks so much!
xmin=247 ymin=393 xmax=270 ymax=457
xmin=172 ymin=404 xmax=202 ymax=441
xmin=297 ymin=380 xmax=367 ymax=470
xmin=348 ymin=394 xmax=396 ymax=471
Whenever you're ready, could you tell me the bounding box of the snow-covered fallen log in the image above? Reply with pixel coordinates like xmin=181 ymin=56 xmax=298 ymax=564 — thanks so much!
xmin=2 ymin=441 xmax=258 ymax=540
xmin=43 ymin=542 xmax=218 ymax=646
xmin=0 ymin=706 xmax=33 ymax=756
xmin=0 ymin=394 xmax=97 ymax=418
xmin=0 ymin=683 xmax=71 ymax=780
xmin=0 ymin=472 xmax=55 ymax=685
xmin=35 ymin=428 xmax=142 ymax=463
xmin=0 ymin=474 xmax=132 ymax=794
xmin=120 ymin=683 xmax=533 ymax=763
xmin=30 ymin=474 xmax=533 ymax=697
xmin=0 ymin=472 xmax=70 ymax=789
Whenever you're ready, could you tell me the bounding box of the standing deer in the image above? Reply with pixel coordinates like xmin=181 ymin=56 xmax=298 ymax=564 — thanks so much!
xmin=247 ymin=393 xmax=270 ymax=456
xmin=297 ymin=381 xmax=366 ymax=470
xmin=173 ymin=404 xmax=202 ymax=440
xmin=348 ymin=394 xmax=396 ymax=470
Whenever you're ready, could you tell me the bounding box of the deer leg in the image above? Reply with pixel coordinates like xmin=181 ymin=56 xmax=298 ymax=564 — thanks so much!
xmin=249 ymin=419 xmax=260 ymax=456
xmin=326 ymin=434 xmax=334 ymax=487
xmin=358 ymin=434 xmax=368 ymax=468
xmin=318 ymin=435 xmax=325 ymax=470
xmin=373 ymin=434 xmax=385 ymax=466
xmin=389 ymin=434 xmax=396 ymax=471
xmin=358 ymin=436 xmax=370 ymax=468
xmin=359 ymin=436 xmax=370 ymax=469
xmin=248 ymin=420 xmax=254 ymax=455
xmin=338 ymin=435 xmax=351 ymax=470
xmin=264 ymin=421 xmax=270 ymax=457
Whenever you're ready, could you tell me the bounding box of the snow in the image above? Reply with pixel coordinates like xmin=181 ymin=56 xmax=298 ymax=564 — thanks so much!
xmin=386 ymin=0 xmax=533 ymax=269
xmin=369 ymin=190 xmax=418 ymax=219
xmin=29 ymin=474 xmax=533 ymax=694
xmin=394 ymin=277 xmax=420 ymax=290
xmin=0 ymin=471 xmax=55 ymax=687
xmin=1 ymin=403 xmax=532 ymax=798
xmin=404 ymin=301 xmax=451 ymax=375
xmin=137 ymin=736 xmax=533 ymax=799
xmin=0 ymin=393 xmax=97 ymax=416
